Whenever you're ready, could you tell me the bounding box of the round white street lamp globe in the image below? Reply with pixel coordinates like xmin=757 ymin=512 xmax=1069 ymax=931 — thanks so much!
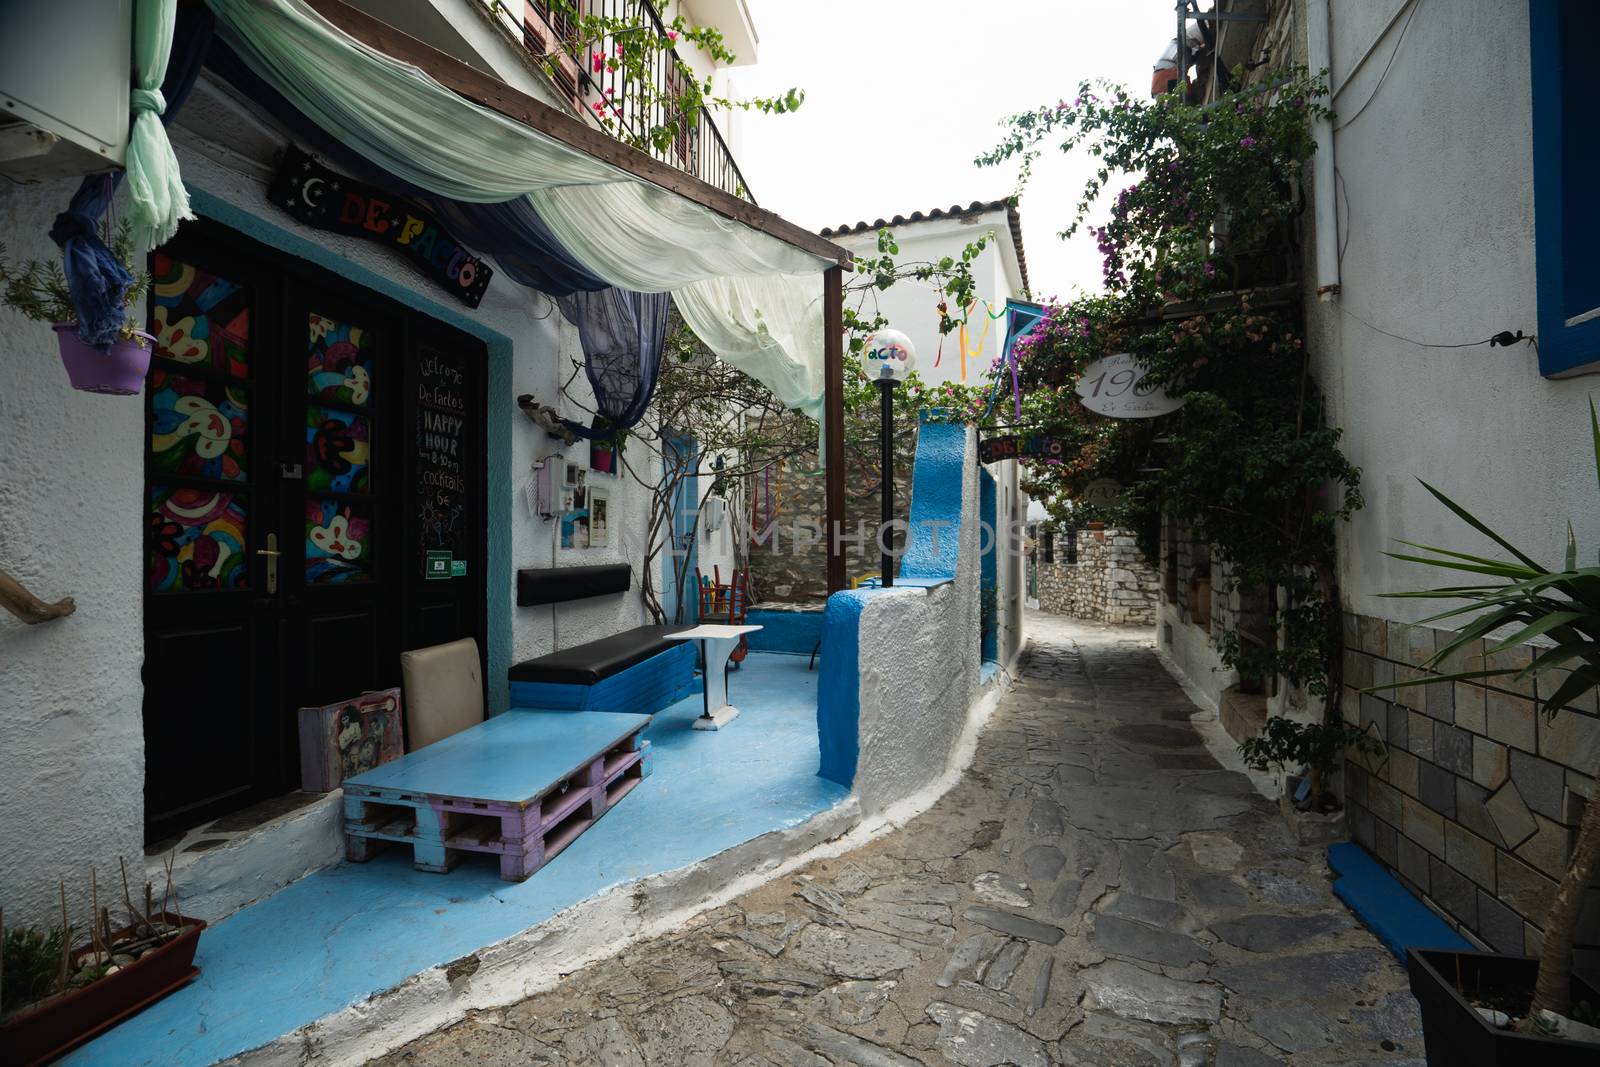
xmin=863 ymin=329 xmax=917 ymax=383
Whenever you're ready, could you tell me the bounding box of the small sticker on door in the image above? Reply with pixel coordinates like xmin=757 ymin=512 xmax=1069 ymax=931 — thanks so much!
xmin=425 ymin=550 xmax=451 ymax=580
xmin=450 ymin=560 xmax=467 ymax=578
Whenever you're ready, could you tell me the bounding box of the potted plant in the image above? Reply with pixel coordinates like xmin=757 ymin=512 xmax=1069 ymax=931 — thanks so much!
xmin=0 ymin=227 xmax=153 ymax=396
xmin=1 ymin=865 xmax=204 ymax=1066
xmin=590 ymin=430 xmax=625 ymax=475
xmin=1369 ymin=403 xmax=1600 ymax=1063
xmin=1238 ymin=715 xmax=1384 ymax=844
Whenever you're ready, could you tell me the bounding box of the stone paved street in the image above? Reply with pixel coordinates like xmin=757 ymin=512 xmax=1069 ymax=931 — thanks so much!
xmin=371 ymin=616 xmax=1423 ymax=1066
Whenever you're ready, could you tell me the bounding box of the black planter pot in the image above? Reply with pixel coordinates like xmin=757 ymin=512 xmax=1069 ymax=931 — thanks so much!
xmin=1408 ymin=948 xmax=1600 ymax=1066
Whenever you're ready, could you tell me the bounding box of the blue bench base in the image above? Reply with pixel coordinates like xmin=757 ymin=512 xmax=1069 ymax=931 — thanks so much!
xmin=510 ymin=641 xmax=697 ymax=714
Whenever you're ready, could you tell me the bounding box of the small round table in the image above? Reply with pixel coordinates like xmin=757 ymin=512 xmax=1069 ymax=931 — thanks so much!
xmin=664 ymin=624 xmax=764 ymax=730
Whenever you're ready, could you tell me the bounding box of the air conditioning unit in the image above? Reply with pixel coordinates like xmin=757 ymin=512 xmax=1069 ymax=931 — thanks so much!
xmin=0 ymin=0 xmax=131 ymax=182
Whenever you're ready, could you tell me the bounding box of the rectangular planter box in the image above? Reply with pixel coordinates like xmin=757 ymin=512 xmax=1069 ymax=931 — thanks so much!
xmin=0 ymin=912 xmax=204 ymax=1067
xmin=1409 ymin=948 xmax=1600 ymax=1066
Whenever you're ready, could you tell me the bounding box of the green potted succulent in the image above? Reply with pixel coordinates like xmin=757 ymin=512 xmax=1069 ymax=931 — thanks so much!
xmin=1369 ymin=403 xmax=1600 ymax=1064
xmin=2 ymin=864 xmax=205 ymax=1065
xmin=0 ymin=227 xmax=153 ymax=396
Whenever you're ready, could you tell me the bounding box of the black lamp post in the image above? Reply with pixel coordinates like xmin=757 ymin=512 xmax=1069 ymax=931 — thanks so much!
xmin=863 ymin=330 xmax=917 ymax=588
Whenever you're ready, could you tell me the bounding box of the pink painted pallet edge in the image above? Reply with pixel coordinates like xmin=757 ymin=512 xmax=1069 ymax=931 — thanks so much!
xmin=343 ymin=728 xmax=651 ymax=882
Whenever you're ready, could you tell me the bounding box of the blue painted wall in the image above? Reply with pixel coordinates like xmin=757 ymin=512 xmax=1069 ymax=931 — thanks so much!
xmin=746 ymin=608 xmax=824 ymax=655
xmin=979 ymin=468 xmax=998 ymax=663
xmin=817 ymin=418 xmax=973 ymax=788
xmin=899 ymin=417 xmax=968 ymax=582
xmin=1530 ymin=0 xmax=1600 ymax=375
xmin=815 ymin=589 xmax=869 ymax=786
xmin=188 ymin=186 xmax=515 ymax=714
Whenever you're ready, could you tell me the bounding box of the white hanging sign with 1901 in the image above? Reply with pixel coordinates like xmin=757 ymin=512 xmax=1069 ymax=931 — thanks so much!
xmin=1074 ymin=353 xmax=1185 ymax=418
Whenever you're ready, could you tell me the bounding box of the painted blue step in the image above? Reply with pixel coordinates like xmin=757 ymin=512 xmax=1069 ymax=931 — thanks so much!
xmin=1328 ymin=841 xmax=1474 ymax=962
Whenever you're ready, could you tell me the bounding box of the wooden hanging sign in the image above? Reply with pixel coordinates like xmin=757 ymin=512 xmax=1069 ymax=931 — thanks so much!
xmin=269 ymin=145 xmax=493 ymax=308
xmin=978 ymin=433 xmax=1070 ymax=464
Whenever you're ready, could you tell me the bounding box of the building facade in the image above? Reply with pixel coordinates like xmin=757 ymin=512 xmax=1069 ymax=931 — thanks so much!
xmin=1154 ymin=0 xmax=1600 ymax=969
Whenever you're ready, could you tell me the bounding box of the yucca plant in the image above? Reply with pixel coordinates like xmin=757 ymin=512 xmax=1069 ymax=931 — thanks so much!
xmin=1373 ymin=402 xmax=1600 ymax=1031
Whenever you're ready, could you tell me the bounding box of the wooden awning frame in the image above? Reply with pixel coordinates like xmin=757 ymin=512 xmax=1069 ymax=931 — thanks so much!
xmin=298 ymin=0 xmax=854 ymax=593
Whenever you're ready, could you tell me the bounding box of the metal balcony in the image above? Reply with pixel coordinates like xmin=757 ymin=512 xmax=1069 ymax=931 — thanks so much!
xmin=482 ymin=0 xmax=756 ymax=203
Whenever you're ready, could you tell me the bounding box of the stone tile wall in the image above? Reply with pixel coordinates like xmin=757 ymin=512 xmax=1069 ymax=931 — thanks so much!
xmin=1339 ymin=613 xmax=1600 ymax=970
xmin=1036 ymin=527 xmax=1159 ymax=626
xmin=746 ymin=420 xmax=916 ymax=604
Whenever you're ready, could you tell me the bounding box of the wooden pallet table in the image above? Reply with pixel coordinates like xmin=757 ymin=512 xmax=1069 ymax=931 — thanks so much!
xmin=342 ymin=710 xmax=651 ymax=881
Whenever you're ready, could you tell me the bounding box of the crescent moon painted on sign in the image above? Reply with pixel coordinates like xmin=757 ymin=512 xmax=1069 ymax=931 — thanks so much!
xmin=301 ymin=176 xmax=327 ymax=208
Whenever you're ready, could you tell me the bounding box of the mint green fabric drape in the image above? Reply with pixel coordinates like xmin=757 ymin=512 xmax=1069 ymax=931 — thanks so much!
xmin=205 ymin=0 xmax=831 ymax=419
xmin=128 ymin=0 xmax=192 ymax=246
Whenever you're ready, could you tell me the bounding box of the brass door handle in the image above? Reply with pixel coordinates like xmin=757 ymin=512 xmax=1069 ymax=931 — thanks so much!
xmin=258 ymin=533 xmax=280 ymax=594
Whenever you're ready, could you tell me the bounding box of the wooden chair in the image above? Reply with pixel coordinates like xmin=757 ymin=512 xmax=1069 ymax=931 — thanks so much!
xmin=695 ymin=566 xmax=751 ymax=666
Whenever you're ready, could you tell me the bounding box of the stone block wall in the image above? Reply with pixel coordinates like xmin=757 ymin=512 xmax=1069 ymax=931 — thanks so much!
xmin=746 ymin=423 xmax=916 ymax=604
xmin=1036 ymin=527 xmax=1159 ymax=626
xmin=1339 ymin=612 xmax=1600 ymax=970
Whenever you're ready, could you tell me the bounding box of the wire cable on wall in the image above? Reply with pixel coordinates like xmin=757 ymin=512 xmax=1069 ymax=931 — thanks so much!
xmin=1337 ymin=302 xmax=1531 ymax=350
xmin=1334 ymin=0 xmax=1424 ymax=132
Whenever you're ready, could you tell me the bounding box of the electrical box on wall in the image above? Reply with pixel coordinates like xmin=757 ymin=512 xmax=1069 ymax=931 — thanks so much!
xmin=702 ymin=496 xmax=726 ymax=533
xmin=530 ymin=456 xmax=563 ymax=519
xmin=0 ymin=0 xmax=131 ymax=182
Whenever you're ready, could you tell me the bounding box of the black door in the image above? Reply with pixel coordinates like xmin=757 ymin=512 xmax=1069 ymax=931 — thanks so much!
xmin=142 ymin=221 xmax=487 ymax=843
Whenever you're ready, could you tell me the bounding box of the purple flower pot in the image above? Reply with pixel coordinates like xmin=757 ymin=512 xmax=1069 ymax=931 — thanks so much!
xmin=53 ymin=323 xmax=155 ymax=396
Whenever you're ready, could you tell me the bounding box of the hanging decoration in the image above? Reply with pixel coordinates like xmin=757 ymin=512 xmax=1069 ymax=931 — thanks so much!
xmin=208 ymin=0 xmax=832 ymax=419
xmin=555 ymin=287 xmax=669 ymax=438
xmin=48 ymin=4 xmax=213 ymax=346
xmin=269 ymin=146 xmax=494 ymax=307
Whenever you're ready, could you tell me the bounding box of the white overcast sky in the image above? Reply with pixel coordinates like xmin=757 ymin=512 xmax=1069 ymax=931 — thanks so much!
xmin=731 ymin=0 xmax=1178 ymax=301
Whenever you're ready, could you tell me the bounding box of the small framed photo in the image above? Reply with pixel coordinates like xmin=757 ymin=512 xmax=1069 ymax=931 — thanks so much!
xmin=588 ymin=488 xmax=609 ymax=548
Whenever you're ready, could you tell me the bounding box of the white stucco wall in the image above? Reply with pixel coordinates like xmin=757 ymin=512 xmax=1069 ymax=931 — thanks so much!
xmin=1306 ymin=0 xmax=1597 ymax=618
xmin=0 ymin=172 xmax=150 ymax=932
xmin=851 ymin=428 xmax=982 ymax=816
xmin=0 ymin=77 xmax=659 ymax=926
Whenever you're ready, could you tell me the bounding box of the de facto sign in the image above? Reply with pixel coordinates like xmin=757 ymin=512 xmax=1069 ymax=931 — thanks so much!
xmin=1075 ymin=353 xmax=1185 ymax=418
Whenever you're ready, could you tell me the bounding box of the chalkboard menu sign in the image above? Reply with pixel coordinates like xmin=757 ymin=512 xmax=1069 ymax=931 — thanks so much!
xmin=415 ymin=347 xmax=471 ymax=575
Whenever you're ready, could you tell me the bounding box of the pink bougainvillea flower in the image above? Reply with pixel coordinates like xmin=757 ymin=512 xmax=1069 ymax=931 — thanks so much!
xmin=615 ymin=42 xmax=624 ymax=56
xmin=1239 ymin=136 xmax=1256 ymax=148
xmin=604 ymin=87 xmax=615 ymax=96
xmin=666 ymin=30 xmax=679 ymax=42
xmin=591 ymin=51 xmax=603 ymax=73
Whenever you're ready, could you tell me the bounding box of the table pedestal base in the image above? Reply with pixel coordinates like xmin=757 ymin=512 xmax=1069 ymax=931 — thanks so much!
xmin=693 ymin=705 xmax=741 ymax=730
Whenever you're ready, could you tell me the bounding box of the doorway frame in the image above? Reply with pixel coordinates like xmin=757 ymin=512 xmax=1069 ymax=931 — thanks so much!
xmin=179 ymin=188 xmax=514 ymax=690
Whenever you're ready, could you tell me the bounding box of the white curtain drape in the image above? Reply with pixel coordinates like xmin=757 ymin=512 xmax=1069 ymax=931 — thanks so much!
xmin=207 ymin=0 xmax=832 ymax=418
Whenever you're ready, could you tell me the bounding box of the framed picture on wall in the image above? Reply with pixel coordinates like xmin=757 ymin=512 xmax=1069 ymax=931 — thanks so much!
xmin=588 ymin=488 xmax=609 ymax=548
xmin=559 ymin=507 xmax=590 ymax=550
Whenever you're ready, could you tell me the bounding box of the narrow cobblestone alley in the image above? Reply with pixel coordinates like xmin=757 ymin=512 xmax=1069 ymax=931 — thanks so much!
xmin=372 ymin=615 xmax=1424 ymax=1067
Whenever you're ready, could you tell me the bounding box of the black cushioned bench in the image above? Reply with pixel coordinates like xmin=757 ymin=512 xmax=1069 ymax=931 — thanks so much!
xmin=508 ymin=625 xmax=698 ymax=714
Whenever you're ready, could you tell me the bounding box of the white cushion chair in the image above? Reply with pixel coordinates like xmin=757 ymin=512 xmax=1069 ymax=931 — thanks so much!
xmin=400 ymin=637 xmax=485 ymax=750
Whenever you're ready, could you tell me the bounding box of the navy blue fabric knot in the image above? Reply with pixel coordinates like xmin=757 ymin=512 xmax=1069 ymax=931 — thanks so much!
xmin=49 ymin=182 xmax=133 ymax=347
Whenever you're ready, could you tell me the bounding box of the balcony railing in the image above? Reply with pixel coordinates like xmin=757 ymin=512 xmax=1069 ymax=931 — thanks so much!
xmin=483 ymin=0 xmax=756 ymax=203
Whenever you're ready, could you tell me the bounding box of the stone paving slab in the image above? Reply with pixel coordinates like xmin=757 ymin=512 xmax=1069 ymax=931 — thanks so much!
xmin=371 ymin=615 xmax=1421 ymax=1066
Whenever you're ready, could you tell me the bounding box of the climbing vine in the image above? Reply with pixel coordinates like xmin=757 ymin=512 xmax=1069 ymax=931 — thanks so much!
xmin=504 ymin=0 xmax=804 ymax=159
xmin=975 ymin=68 xmax=1362 ymax=703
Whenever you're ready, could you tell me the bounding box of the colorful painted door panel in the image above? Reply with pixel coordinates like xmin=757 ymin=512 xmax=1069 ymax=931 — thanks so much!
xmin=142 ymin=220 xmax=488 ymax=844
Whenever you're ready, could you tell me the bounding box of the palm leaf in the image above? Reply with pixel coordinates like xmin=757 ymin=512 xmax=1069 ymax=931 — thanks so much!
xmin=1486 ymin=611 xmax=1588 ymax=653
xmin=1416 ymin=479 xmax=1544 ymax=570
xmin=1538 ymin=665 xmax=1600 ymax=714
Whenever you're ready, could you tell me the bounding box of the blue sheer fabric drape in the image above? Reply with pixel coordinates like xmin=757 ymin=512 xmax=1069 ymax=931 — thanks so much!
xmin=556 ymin=289 xmax=670 ymax=439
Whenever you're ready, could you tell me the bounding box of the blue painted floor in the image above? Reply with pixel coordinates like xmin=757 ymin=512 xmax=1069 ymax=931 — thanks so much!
xmin=69 ymin=654 xmax=847 ymax=1067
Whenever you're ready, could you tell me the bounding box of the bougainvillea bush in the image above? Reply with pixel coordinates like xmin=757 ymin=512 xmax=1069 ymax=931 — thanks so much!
xmin=973 ymin=68 xmax=1362 ymax=701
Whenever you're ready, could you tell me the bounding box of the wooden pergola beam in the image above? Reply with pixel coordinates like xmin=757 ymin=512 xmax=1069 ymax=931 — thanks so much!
xmin=302 ymin=0 xmax=853 ymax=269
xmin=823 ymin=267 xmax=846 ymax=594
